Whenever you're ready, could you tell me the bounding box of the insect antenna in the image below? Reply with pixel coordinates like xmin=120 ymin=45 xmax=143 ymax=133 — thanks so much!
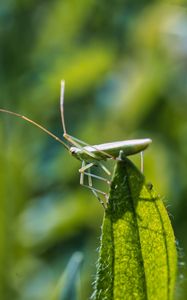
xmin=60 ymin=81 xmax=115 ymax=160
xmin=60 ymin=80 xmax=67 ymax=135
xmin=59 ymin=80 xmax=96 ymax=159
xmin=0 ymin=108 xmax=70 ymax=150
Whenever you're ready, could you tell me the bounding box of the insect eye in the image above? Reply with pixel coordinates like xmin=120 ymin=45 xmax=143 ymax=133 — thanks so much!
xmin=70 ymin=147 xmax=78 ymax=155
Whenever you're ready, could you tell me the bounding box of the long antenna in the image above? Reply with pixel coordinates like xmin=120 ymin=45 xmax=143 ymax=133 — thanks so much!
xmin=0 ymin=109 xmax=70 ymax=150
xmin=60 ymin=80 xmax=67 ymax=135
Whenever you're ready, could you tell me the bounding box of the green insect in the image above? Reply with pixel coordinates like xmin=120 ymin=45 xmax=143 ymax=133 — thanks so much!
xmin=0 ymin=81 xmax=152 ymax=207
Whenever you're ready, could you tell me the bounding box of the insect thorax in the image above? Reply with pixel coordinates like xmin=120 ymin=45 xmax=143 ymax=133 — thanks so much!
xmin=69 ymin=147 xmax=105 ymax=162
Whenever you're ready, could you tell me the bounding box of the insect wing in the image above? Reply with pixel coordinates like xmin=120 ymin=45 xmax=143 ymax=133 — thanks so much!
xmin=84 ymin=138 xmax=152 ymax=158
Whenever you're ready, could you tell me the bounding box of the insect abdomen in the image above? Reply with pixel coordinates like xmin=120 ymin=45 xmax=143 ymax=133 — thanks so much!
xmin=83 ymin=138 xmax=152 ymax=160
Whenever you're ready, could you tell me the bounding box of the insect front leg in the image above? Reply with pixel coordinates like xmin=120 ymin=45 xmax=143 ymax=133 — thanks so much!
xmin=79 ymin=162 xmax=95 ymax=173
xmin=80 ymin=161 xmax=86 ymax=185
xmin=87 ymin=167 xmax=92 ymax=187
xmin=79 ymin=161 xmax=95 ymax=186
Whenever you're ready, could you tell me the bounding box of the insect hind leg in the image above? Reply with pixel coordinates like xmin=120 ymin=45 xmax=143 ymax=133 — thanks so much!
xmin=84 ymin=172 xmax=111 ymax=185
xmin=98 ymin=162 xmax=111 ymax=176
xmin=87 ymin=169 xmax=108 ymax=208
xmin=140 ymin=151 xmax=144 ymax=173
xmin=79 ymin=161 xmax=107 ymax=208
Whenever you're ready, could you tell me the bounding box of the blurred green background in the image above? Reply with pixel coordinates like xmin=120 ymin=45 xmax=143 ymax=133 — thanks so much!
xmin=0 ymin=1 xmax=187 ymax=299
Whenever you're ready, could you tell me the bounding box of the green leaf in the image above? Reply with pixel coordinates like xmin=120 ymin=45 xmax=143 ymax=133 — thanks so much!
xmin=51 ymin=252 xmax=83 ymax=300
xmin=92 ymin=158 xmax=177 ymax=300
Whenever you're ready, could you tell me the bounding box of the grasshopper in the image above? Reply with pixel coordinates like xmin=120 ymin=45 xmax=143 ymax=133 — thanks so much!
xmin=0 ymin=81 xmax=151 ymax=208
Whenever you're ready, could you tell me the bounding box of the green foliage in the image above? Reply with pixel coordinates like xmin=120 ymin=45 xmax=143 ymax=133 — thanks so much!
xmin=93 ymin=159 xmax=177 ymax=300
xmin=51 ymin=252 xmax=83 ymax=300
xmin=0 ymin=0 xmax=186 ymax=299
